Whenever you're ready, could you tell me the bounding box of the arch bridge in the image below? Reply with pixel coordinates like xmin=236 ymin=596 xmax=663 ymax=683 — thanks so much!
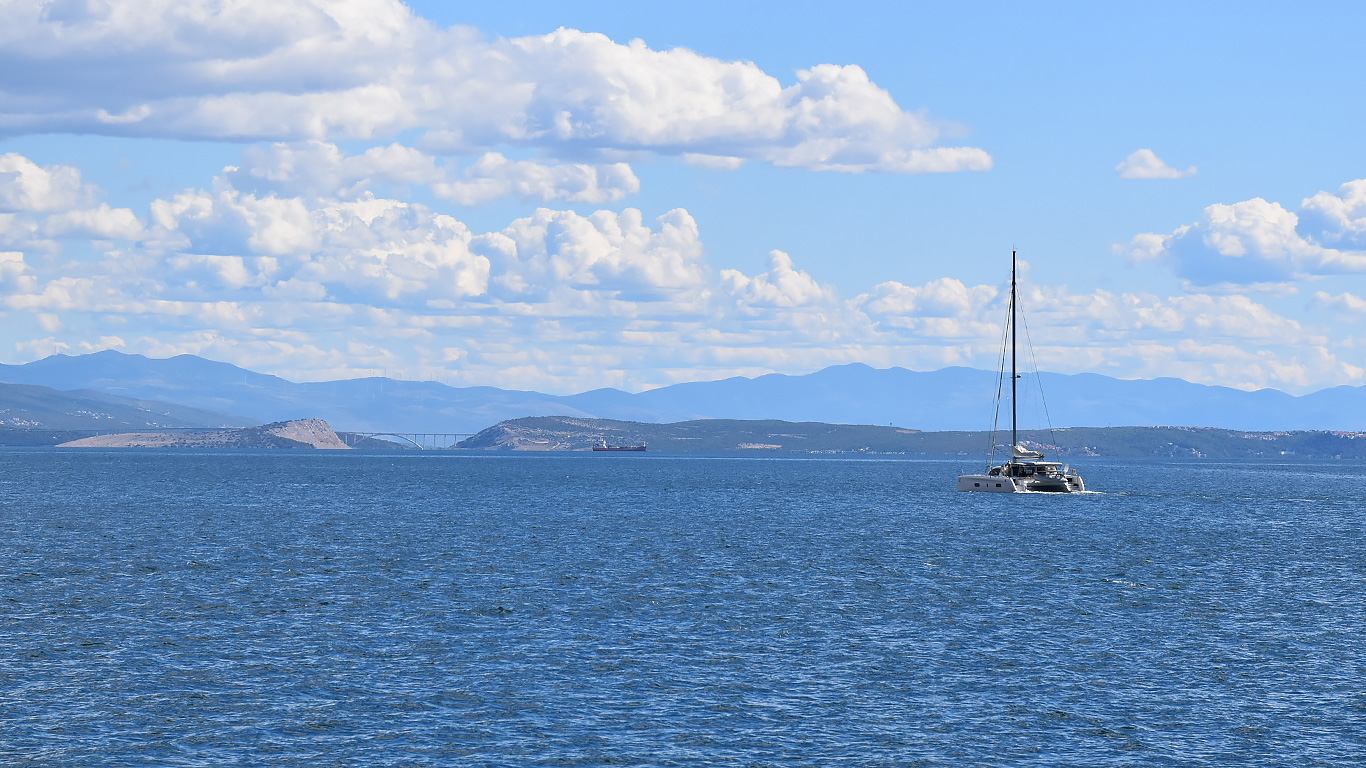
xmin=338 ymin=432 xmax=474 ymax=450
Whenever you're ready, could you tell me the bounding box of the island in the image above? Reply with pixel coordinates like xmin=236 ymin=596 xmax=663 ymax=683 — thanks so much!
xmin=57 ymin=418 xmax=350 ymax=450
xmin=457 ymin=416 xmax=1366 ymax=459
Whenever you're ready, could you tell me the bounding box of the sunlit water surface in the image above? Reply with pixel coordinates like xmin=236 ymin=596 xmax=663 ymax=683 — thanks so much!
xmin=1 ymin=451 xmax=1361 ymax=765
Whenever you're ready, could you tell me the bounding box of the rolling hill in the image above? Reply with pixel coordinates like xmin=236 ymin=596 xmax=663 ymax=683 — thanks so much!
xmin=457 ymin=416 xmax=1366 ymax=459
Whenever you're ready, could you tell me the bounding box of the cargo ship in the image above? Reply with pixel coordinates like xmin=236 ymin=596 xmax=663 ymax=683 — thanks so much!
xmin=592 ymin=437 xmax=647 ymax=452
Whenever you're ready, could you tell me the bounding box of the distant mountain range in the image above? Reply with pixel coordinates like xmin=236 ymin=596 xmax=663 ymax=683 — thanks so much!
xmin=2 ymin=349 xmax=1365 ymax=433
xmin=0 ymin=379 xmax=244 ymax=430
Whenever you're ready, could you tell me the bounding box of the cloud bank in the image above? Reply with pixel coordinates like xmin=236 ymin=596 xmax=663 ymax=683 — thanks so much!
xmin=3 ymin=151 xmax=1360 ymax=393
xmin=0 ymin=1 xmax=990 ymax=174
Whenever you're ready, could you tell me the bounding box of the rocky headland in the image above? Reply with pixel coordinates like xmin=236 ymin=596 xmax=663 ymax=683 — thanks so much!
xmin=58 ymin=418 xmax=349 ymax=450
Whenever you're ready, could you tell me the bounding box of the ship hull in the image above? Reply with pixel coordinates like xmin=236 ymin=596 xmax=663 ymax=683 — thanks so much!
xmin=957 ymin=475 xmax=1022 ymax=492
xmin=956 ymin=473 xmax=1086 ymax=493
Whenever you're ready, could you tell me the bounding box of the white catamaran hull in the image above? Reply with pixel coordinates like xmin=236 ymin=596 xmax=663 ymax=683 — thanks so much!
xmin=957 ymin=470 xmax=1086 ymax=493
xmin=957 ymin=474 xmax=1022 ymax=493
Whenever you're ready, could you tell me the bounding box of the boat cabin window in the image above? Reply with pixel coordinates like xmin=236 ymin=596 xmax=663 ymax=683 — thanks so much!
xmin=988 ymin=467 xmax=1000 ymax=476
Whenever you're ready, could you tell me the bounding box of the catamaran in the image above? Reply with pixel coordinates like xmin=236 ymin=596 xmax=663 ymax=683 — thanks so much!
xmin=957 ymin=250 xmax=1087 ymax=493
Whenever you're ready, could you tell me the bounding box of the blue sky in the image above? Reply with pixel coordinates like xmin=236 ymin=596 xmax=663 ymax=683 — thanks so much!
xmin=2 ymin=1 xmax=1365 ymax=393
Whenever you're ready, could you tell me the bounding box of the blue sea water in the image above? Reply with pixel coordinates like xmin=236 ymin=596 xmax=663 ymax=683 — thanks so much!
xmin=0 ymin=450 xmax=1361 ymax=766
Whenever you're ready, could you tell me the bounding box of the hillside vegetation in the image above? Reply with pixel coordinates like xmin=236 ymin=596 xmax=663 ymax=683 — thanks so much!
xmin=458 ymin=417 xmax=1366 ymax=459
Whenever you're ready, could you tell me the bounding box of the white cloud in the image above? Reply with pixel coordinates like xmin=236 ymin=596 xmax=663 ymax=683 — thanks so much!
xmin=42 ymin=203 xmax=144 ymax=240
xmin=225 ymin=141 xmax=435 ymax=199
xmin=0 ymin=153 xmax=92 ymax=212
xmin=721 ymin=250 xmax=832 ymax=308
xmin=8 ymin=238 xmax=1358 ymax=393
xmin=862 ymin=277 xmax=998 ymax=319
xmin=1116 ymin=148 xmax=1196 ymax=180
xmin=0 ymin=154 xmax=145 ymax=248
xmin=302 ymin=199 xmax=490 ymax=304
xmin=0 ymin=212 xmax=39 ymax=249
xmin=1124 ymin=188 xmax=1366 ymax=284
xmin=225 ymin=142 xmax=639 ymax=205
xmin=148 ymin=188 xmax=491 ymax=303
xmin=151 ymin=183 xmax=318 ymax=257
xmin=0 ymin=4 xmax=990 ymax=174
xmin=166 ymin=254 xmax=263 ymax=291
xmin=432 ymin=153 xmax=639 ymax=205
xmin=1298 ymin=179 xmax=1366 ymax=249
xmin=16 ymin=336 xmax=128 ymax=360
xmin=1314 ymin=290 xmax=1366 ymax=313
xmin=487 ymin=207 xmax=707 ymax=302
xmin=6 ymin=154 xmax=1364 ymax=395
xmin=0 ymin=250 xmax=37 ymax=292
xmin=682 ymin=153 xmax=745 ymax=170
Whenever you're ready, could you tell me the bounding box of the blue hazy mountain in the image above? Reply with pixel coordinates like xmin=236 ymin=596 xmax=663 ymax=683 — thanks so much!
xmin=2 ymin=351 xmax=1363 ymax=433
xmin=0 ymin=379 xmax=244 ymax=430
xmin=612 ymin=364 xmax=1334 ymax=432
xmin=0 ymin=351 xmax=596 ymax=432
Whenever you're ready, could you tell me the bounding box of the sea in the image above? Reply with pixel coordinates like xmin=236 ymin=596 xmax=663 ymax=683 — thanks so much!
xmin=1 ymin=449 xmax=1361 ymax=766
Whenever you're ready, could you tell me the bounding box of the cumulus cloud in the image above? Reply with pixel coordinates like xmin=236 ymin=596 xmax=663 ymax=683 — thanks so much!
xmin=7 ymin=220 xmax=1358 ymax=392
xmin=432 ymin=153 xmax=639 ymax=205
xmin=303 ymin=198 xmax=490 ymax=304
xmin=0 ymin=154 xmax=145 ymax=251
xmin=225 ymin=142 xmax=440 ymax=199
xmin=721 ymin=250 xmax=831 ymax=308
xmin=1298 ymin=180 xmax=1366 ymax=249
xmin=5 ymin=151 xmax=1363 ymax=395
xmin=152 ymin=182 xmax=317 ymax=257
xmin=0 ymin=3 xmax=990 ymax=174
xmin=0 ymin=250 xmax=37 ymax=292
xmin=147 ymin=188 xmax=491 ymax=304
xmin=862 ymin=277 xmax=997 ymax=318
xmin=0 ymin=153 xmax=93 ymax=212
xmin=226 ymin=141 xmax=638 ymax=205
xmin=857 ymin=277 xmax=1000 ymax=339
xmin=486 ymin=207 xmax=706 ymax=302
xmin=1115 ymin=148 xmax=1196 ymax=180
xmin=42 ymin=203 xmax=144 ymax=240
xmin=54 ymin=165 xmax=703 ymax=309
xmin=1123 ymin=183 xmax=1366 ymax=284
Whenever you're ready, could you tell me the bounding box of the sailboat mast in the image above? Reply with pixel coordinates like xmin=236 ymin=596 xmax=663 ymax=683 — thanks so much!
xmin=1010 ymin=249 xmax=1018 ymax=456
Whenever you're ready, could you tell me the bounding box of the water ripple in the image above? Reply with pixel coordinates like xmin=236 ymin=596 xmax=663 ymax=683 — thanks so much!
xmin=0 ymin=452 xmax=1362 ymax=765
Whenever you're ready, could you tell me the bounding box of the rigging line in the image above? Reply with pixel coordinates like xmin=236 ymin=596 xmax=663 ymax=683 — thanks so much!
xmin=986 ymin=283 xmax=1012 ymax=469
xmin=1018 ymin=290 xmax=1058 ymax=450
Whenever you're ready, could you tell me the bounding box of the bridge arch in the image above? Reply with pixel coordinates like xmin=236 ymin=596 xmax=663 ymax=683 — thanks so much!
xmin=345 ymin=432 xmax=425 ymax=449
xmin=341 ymin=431 xmax=474 ymax=450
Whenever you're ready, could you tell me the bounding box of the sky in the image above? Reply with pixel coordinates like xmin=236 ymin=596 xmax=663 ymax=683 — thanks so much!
xmin=2 ymin=0 xmax=1365 ymax=394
